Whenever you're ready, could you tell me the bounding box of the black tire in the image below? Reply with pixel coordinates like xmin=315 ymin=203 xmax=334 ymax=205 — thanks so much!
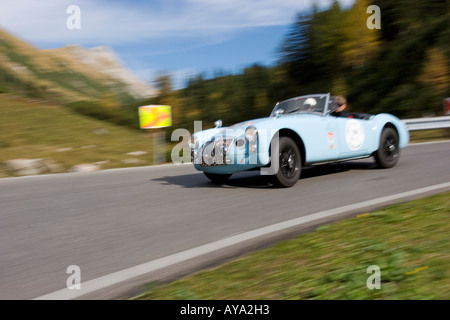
xmin=374 ymin=127 xmax=400 ymax=168
xmin=271 ymin=136 xmax=302 ymax=187
xmin=204 ymin=172 xmax=232 ymax=184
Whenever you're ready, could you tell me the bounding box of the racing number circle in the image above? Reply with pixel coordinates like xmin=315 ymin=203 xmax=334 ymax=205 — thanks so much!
xmin=345 ymin=119 xmax=365 ymax=151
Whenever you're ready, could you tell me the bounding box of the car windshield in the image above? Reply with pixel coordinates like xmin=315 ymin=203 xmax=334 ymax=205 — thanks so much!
xmin=270 ymin=94 xmax=328 ymax=116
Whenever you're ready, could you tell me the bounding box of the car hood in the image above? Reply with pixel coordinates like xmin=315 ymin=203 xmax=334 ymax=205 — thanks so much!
xmin=223 ymin=113 xmax=319 ymax=132
xmin=227 ymin=117 xmax=269 ymax=130
xmin=194 ymin=113 xmax=320 ymax=144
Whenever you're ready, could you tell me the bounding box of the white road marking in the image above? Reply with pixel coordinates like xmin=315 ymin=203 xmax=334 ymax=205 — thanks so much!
xmin=33 ymin=181 xmax=450 ymax=300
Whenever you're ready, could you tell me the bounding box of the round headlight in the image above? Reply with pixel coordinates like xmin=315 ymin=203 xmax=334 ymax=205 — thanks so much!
xmin=190 ymin=135 xmax=198 ymax=149
xmin=245 ymin=126 xmax=258 ymax=142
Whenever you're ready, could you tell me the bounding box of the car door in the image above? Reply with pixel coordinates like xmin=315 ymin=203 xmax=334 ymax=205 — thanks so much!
xmin=297 ymin=114 xmax=341 ymax=163
xmin=335 ymin=116 xmax=371 ymax=158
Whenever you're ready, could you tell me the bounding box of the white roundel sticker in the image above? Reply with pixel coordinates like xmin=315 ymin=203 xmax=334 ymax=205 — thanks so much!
xmin=345 ymin=119 xmax=365 ymax=151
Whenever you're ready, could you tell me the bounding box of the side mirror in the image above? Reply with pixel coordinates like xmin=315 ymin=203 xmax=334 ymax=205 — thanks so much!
xmin=273 ymin=110 xmax=284 ymax=118
xmin=214 ymin=119 xmax=222 ymax=128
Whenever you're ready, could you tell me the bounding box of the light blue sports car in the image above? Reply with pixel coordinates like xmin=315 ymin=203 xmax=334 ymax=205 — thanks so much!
xmin=190 ymin=93 xmax=409 ymax=187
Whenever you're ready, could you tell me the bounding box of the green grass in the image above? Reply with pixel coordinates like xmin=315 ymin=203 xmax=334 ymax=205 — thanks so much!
xmin=134 ymin=192 xmax=450 ymax=300
xmin=35 ymin=70 xmax=110 ymax=98
xmin=0 ymin=94 xmax=170 ymax=177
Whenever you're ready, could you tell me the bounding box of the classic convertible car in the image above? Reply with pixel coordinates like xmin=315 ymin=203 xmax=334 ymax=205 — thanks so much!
xmin=190 ymin=93 xmax=409 ymax=187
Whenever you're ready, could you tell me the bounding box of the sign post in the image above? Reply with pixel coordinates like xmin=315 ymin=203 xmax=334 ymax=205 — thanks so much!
xmin=138 ymin=105 xmax=172 ymax=165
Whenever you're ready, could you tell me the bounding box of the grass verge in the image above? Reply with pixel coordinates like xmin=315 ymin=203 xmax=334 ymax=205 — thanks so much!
xmin=133 ymin=192 xmax=450 ymax=300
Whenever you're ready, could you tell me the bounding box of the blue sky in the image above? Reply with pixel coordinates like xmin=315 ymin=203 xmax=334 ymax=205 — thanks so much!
xmin=0 ymin=0 xmax=354 ymax=89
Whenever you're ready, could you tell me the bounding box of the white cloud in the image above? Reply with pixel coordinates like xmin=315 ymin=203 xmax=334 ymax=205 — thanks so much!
xmin=0 ymin=0 xmax=354 ymax=46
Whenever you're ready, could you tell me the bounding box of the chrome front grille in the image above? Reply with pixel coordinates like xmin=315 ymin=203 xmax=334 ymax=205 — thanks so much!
xmin=200 ymin=138 xmax=234 ymax=167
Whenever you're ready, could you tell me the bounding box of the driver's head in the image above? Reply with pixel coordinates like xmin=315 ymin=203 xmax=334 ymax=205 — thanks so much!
xmin=304 ymin=97 xmax=317 ymax=111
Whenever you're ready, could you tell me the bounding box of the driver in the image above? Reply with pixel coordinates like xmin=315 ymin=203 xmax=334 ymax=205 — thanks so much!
xmin=330 ymin=95 xmax=351 ymax=117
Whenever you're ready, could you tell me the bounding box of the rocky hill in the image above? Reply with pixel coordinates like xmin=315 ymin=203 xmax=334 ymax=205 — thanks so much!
xmin=0 ymin=28 xmax=156 ymax=103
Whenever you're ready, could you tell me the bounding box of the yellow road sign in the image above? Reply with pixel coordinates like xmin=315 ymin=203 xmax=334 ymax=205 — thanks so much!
xmin=139 ymin=105 xmax=172 ymax=129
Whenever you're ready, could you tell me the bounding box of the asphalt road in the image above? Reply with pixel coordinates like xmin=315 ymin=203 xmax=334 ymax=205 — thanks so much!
xmin=1 ymin=141 xmax=449 ymax=300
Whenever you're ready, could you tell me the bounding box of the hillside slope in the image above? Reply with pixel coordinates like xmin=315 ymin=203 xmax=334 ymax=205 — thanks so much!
xmin=0 ymin=94 xmax=161 ymax=177
xmin=0 ymin=28 xmax=156 ymax=103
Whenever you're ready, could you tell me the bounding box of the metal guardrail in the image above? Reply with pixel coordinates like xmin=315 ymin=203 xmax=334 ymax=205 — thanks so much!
xmin=403 ymin=116 xmax=450 ymax=131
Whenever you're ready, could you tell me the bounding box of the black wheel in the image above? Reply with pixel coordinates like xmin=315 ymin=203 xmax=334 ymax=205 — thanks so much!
xmin=271 ymin=136 xmax=302 ymax=187
xmin=374 ymin=127 xmax=400 ymax=168
xmin=204 ymin=172 xmax=232 ymax=184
